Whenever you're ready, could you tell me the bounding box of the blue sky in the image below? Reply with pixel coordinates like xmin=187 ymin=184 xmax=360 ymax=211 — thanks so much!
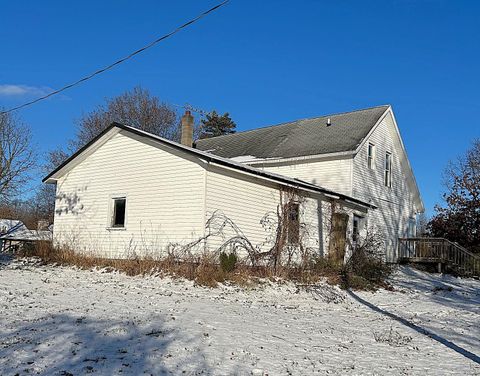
xmin=1 ymin=1 xmax=479 ymax=215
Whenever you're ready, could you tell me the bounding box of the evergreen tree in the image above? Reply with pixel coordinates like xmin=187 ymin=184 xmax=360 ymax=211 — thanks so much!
xmin=199 ymin=111 xmax=236 ymax=139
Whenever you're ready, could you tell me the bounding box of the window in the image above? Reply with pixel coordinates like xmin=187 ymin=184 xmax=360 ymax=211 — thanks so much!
xmin=367 ymin=143 xmax=375 ymax=169
xmin=352 ymin=215 xmax=363 ymax=243
xmin=286 ymin=202 xmax=300 ymax=245
xmin=111 ymin=197 xmax=126 ymax=228
xmin=408 ymin=217 xmax=416 ymax=238
xmin=384 ymin=152 xmax=392 ymax=187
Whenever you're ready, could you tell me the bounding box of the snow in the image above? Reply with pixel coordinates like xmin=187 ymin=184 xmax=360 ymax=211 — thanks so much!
xmin=0 ymin=219 xmax=52 ymax=242
xmin=229 ymin=155 xmax=272 ymax=163
xmin=0 ymin=256 xmax=479 ymax=375
xmin=0 ymin=219 xmax=25 ymax=236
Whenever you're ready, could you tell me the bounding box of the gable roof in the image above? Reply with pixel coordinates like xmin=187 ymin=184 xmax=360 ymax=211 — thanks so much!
xmin=43 ymin=123 xmax=375 ymax=210
xmin=195 ymin=105 xmax=390 ymax=159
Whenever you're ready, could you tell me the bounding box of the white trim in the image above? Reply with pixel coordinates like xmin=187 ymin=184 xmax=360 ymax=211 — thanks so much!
xmin=356 ymin=106 xmax=424 ymax=212
xmin=45 ymin=128 xmax=121 ymax=183
xmin=388 ymin=109 xmax=424 ymax=212
xmin=384 ymin=151 xmax=392 ymax=188
xmin=367 ymin=142 xmax=376 ymax=170
xmin=106 ymin=194 xmax=128 ymax=230
xmin=354 ymin=107 xmax=390 ymax=154
xmin=202 ymin=164 xmax=208 ymax=244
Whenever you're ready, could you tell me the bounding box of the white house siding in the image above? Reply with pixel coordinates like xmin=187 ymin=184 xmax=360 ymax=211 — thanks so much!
xmin=53 ymin=131 xmax=206 ymax=258
xmin=251 ymin=156 xmax=353 ymax=196
xmin=352 ymin=111 xmax=417 ymax=262
xmin=204 ymin=164 xmax=328 ymax=258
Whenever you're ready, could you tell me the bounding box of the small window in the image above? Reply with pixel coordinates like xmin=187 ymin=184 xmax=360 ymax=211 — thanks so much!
xmin=352 ymin=215 xmax=363 ymax=243
xmin=111 ymin=198 xmax=126 ymax=228
xmin=408 ymin=217 xmax=416 ymax=237
xmin=384 ymin=152 xmax=392 ymax=187
xmin=286 ymin=202 xmax=300 ymax=245
xmin=367 ymin=143 xmax=375 ymax=169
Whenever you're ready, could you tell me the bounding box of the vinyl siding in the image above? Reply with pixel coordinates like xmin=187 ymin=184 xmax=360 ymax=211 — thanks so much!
xmin=204 ymin=165 xmax=328 ymax=257
xmin=241 ymin=110 xmax=419 ymax=262
xmin=252 ymin=157 xmax=353 ymax=196
xmin=53 ymin=130 xmax=206 ymax=258
xmin=52 ymin=129 xmax=367 ymax=261
xmin=352 ymin=111 xmax=417 ymax=262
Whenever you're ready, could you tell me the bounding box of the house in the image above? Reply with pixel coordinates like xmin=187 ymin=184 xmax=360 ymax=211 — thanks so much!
xmin=196 ymin=105 xmax=424 ymax=262
xmin=0 ymin=219 xmax=52 ymax=253
xmin=43 ymin=111 xmax=377 ymax=261
xmin=44 ymin=105 xmax=422 ymax=262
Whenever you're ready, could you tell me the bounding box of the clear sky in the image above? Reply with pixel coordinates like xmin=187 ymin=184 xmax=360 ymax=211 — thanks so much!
xmin=1 ymin=1 xmax=479 ymax=215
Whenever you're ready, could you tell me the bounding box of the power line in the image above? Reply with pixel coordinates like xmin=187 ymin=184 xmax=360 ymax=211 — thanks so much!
xmin=0 ymin=1 xmax=229 ymax=115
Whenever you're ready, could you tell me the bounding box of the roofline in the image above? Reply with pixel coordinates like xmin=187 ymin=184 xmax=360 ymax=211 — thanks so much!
xmin=353 ymin=106 xmax=423 ymax=212
xmin=43 ymin=123 xmax=376 ymax=210
xmin=42 ymin=123 xmax=120 ymax=183
xmin=353 ymin=106 xmax=391 ymax=154
xmin=387 ymin=108 xmax=425 ymax=213
xmin=195 ymin=104 xmax=392 ymax=143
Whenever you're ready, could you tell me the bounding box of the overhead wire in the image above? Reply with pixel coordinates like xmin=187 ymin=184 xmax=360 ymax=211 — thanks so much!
xmin=0 ymin=1 xmax=229 ymax=115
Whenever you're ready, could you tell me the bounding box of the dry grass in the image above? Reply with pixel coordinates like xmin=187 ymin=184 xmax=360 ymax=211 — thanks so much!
xmin=19 ymin=242 xmax=273 ymax=287
xmin=19 ymin=241 xmax=391 ymax=290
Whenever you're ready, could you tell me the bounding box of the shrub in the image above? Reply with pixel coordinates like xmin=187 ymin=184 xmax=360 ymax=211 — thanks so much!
xmin=341 ymin=231 xmax=393 ymax=290
xmin=311 ymin=255 xmax=342 ymax=276
xmin=219 ymin=251 xmax=237 ymax=273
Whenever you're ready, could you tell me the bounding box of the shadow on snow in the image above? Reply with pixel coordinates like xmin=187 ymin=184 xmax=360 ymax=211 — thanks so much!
xmin=347 ymin=289 xmax=480 ymax=365
xmin=0 ymin=313 xmax=210 ymax=375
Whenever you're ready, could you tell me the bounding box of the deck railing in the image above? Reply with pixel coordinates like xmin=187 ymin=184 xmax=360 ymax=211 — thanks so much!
xmin=398 ymin=237 xmax=480 ymax=277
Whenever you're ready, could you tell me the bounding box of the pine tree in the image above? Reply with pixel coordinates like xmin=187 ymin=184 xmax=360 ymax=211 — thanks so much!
xmin=199 ymin=111 xmax=236 ymax=139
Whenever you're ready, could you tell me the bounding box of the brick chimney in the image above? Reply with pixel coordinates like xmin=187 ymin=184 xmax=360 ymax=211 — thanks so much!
xmin=180 ymin=110 xmax=194 ymax=147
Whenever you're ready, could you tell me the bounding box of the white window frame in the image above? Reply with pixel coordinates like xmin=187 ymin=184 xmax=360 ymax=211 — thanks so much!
xmin=408 ymin=217 xmax=416 ymax=237
xmin=107 ymin=195 xmax=127 ymax=230
xmin=384 ymin=152 xmax=392 ymax=188
xmin=352 ymin=214 xmax=364 ymax=243
xmin=367 ymin=143 xmax=375 ymax=170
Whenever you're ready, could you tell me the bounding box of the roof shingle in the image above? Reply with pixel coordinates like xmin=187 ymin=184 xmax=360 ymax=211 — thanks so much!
xmin=195 ymin=105 xmax=389 ymax=159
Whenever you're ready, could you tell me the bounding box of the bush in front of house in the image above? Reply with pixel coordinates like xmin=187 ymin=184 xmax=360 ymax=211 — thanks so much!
xmin=341 ymin=231 xmax=393 ymax=290
xmin=219 ymin=251 xmax=237 ymax=273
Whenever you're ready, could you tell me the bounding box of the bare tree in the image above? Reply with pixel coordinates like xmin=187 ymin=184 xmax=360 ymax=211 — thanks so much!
xmin=45 ymin=148 xmax=70 ymax=172
xmin=0 ymin=112 xmax=36 ymax=201
xmin=416 ymin=212 xmax=429 ymax=236
xmin=428 ymin=138 xmax=480 ymax=253
xmin=31 ymin=148 xmax=71 ymax=223
xmin=72 ymin=86 xmax=180 ymax=149
xmin=40 ymin=87 xmax=185 ymax=222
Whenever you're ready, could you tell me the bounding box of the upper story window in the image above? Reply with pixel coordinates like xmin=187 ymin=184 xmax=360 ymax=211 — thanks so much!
xmin=111 ymin=197 xmax=126 ymax=228
xmin=384 ymin=152 xmax=392 ymax=187
xmin=367 ymin=143 xmax=375 ymax=169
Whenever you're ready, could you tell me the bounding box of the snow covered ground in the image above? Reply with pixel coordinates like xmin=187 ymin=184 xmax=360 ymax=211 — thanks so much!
xmin=0 ymin=256 xmax=479 ymax=375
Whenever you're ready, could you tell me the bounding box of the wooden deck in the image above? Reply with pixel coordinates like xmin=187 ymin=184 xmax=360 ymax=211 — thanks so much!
xmin=398 ymin=238 xmax=480 ymax=277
